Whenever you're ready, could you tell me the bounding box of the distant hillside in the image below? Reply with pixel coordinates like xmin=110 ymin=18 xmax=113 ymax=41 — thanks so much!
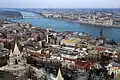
xmin=0 ymin=10 xmax=23 ymax=19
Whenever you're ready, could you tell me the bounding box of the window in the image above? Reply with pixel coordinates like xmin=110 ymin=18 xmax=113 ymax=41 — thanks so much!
xmin=14 ymin=71 xmax=16 ymax=74
xmin=15 ymin=59 xmax=18 ymax=64
xmin=18 ymin=59 xmax=20 ymax=62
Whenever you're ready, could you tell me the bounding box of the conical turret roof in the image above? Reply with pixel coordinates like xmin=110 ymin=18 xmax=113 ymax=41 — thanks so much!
xmin=9 ymin=50 xmax=13 ymax=57
xmin=56 ymin=68 xmax=64 ymax=80
xmin=11 ymin=43 xmax=21 ymax=56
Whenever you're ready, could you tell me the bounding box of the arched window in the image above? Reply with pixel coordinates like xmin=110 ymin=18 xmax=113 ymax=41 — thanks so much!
xmin=15 ymin=59 xmax=18 ymax=64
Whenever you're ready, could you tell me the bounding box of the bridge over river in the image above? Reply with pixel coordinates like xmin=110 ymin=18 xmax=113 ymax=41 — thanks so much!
xmin=5 ymin=9 xmax=120 ymax=42
xmin=20 ymin=11 xmax=41 ymax=19
xmin=0 ymin=9 xmax=41 ymax=19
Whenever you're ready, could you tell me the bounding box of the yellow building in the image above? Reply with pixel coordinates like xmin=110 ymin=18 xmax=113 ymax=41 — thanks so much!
xmin=61 ymin=37 xmax=81 ymax=47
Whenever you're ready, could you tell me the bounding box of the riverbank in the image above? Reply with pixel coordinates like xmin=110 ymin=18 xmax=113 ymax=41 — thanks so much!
xmin=79 ymin=22 xmax=120 ymax=29
xmin=10 ymin=17 xmax=120 ymax=41
xmin=44 ymin=16 xmax=120 ymax=28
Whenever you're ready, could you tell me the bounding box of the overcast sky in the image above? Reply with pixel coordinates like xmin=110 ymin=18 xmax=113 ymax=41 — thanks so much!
xmin=0 ymin=0 xmax=120 ymax=8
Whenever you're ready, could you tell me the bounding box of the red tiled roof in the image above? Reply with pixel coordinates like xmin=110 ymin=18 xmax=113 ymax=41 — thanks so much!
xmin=63 ymin=57 xmax=95 ymax=70
xmin=0 ymin=39 xmax=13 ymax=43
xmin=96 ymin=47 xmax=104 ymax=51
xmin=75 ymin=60 xmax=95 ymax=70
xmin=63 ymin=57 xmax=75 ymax=61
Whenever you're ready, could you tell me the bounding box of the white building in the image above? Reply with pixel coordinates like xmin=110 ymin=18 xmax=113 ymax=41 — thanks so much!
xmin=106 ymin=61 xmax=120 ymax=78
xmin=0 ymin=43 xmax=29 ymax=80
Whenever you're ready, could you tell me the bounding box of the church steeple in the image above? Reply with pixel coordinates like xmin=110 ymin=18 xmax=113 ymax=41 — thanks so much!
xmin=100 ymin=28 xmax=104 ymax=39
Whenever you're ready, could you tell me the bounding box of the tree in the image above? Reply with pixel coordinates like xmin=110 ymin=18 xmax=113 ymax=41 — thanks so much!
xmin=117 ymin=51 xmax=120 ymax=63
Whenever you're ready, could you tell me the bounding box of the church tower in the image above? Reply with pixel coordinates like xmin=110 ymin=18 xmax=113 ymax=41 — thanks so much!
xmin=99 ymin=28 xmax=104 ymax=40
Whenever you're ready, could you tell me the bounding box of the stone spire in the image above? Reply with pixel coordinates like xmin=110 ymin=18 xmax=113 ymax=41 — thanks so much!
xmin=12 ymin=43 xmax=21 ymax=56
xmin=0 ymin=42 xmax=29 ymax=80
xmin=8 ymin=43 xmax=21 ymax=65
xmin=56 ymin=68 xmax=64 ymax=80
xmin=9 ymin=50 xmax=13 ymax=57
xmin=8 ymin=50 xmax=14 ymax=65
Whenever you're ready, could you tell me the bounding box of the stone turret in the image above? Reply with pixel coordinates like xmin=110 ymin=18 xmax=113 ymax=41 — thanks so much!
xmin=56 ymin=68 xmax=64 ymax=80
xmin=8 ymin=43 xmax=26 ymax=66
xmin=12 ymin=43 xmax=21 ymax=56
xmin=0 ymin=42 xmax=29 ymax=80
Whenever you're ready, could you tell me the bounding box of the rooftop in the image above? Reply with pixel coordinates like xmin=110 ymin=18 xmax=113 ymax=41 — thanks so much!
xmin=108 ymin=61 xmax=120 ymax=67
xmin=63 ymin=37 xmax=80 ymax=43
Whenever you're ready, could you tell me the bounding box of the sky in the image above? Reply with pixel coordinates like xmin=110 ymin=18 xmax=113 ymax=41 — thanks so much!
xmin=0 ymin=0 xmax=120 ymax=8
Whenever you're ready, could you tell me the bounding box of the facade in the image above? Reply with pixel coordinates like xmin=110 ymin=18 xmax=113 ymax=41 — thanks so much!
xmin=0 ymin=43 xmax=29 ymax=80
xmin=0 ymin=42 xmax=4 ymax=49
xmin=106 ymin=61 xmax=120 ymax=78
xmin=56 ymin=36 xmax=63 ymax=45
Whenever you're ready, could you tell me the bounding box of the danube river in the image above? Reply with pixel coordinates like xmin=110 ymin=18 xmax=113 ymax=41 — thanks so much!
xmin=10 ymin=11 xmax=120 ymax=42
xmin=11 ymin=18 xmax=120 ymax=41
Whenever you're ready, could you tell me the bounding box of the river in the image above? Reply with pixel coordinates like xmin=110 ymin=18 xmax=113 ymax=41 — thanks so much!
xmin=10 ymin=12 xmax=120 ymax=42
